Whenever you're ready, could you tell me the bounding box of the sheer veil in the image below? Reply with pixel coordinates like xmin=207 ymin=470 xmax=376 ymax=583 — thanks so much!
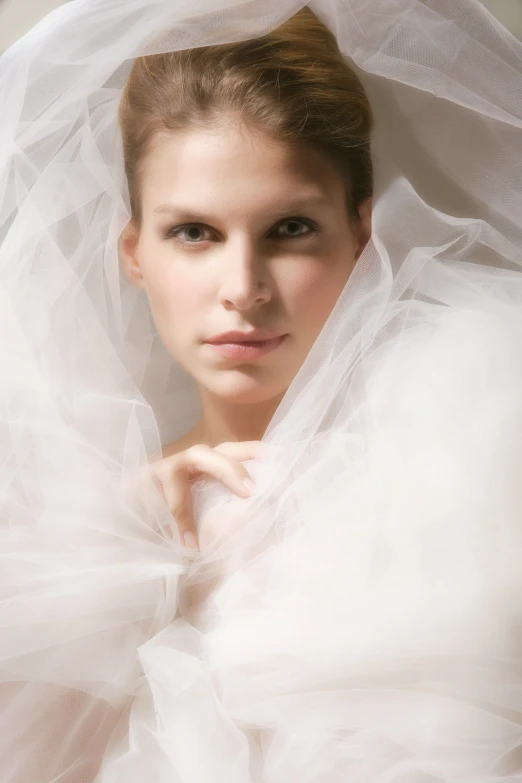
xmin=1 ymin=1 xmax=522 ymax=781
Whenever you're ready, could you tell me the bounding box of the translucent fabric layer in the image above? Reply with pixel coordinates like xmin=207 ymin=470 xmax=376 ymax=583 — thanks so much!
xmin=0 ymin=0 xmax=521 ymax=780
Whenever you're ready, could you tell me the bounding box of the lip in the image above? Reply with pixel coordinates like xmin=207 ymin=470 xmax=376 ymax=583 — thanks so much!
xmin=206 ymin=329 xmax=286 ymax=343
xmin=204 ymin=331 xmax=288 ymax=361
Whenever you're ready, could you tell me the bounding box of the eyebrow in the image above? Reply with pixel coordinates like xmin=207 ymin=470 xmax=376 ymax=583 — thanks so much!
xmin=153 ymin=194 xmax=330 ymax=220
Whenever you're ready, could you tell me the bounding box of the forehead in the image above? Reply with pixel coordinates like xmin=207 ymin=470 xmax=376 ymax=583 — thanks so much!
xmin=139 ymin=121 xmax=345 ymax=215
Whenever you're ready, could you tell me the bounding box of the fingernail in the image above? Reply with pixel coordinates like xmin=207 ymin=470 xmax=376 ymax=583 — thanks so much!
xmin=242 ymin=478 xmax=255 ymax=495
xmin=183 ymin=530 xmax=199 ymax=550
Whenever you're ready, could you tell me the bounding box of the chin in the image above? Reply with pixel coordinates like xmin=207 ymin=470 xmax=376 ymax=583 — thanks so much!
xmin=202 ymin=367 xmax=288 ymax=405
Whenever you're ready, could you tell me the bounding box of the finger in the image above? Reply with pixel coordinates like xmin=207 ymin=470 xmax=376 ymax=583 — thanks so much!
xmin=213 ymin=440 xmax=263 ymax=463
xmin=180 ymin=444 xmax=256 ymax=498
xmin=153 ymin=441 xmax=263 ymax=549
xmin=154 ymin=463 xmax=199 ymax=549
xmin=214 ymin=441 xmax=263 ymax=491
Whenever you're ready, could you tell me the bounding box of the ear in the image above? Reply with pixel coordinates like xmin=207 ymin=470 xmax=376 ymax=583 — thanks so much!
xmin=353 ymin=196 xmax=373 ymax=261
xmin=119 ymin=221 xmax=145 ymax=289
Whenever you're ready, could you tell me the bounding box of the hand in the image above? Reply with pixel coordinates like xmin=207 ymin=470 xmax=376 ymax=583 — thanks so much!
xmin=150 ymin=441 xmax=262 ymax=551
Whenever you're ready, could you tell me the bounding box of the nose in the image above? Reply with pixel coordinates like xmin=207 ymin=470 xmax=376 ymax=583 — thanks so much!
xmin=218 ymin=239 xmax=272 ymax=311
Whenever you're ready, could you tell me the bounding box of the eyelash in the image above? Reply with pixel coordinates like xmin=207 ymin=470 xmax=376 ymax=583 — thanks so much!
xmin=164 ymin=217 xmax=320 ymax=245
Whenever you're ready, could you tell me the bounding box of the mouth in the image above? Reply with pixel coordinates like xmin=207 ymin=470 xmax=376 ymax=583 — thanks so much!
xmin=204 ymin=334 xmax=287 ymax=361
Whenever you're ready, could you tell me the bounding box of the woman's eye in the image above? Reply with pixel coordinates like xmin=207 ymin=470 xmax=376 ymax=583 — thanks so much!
xmin=166 ymin=224 xmax=211 ymax=244
xmin=275 ymin=218 xmax=318 ymax=238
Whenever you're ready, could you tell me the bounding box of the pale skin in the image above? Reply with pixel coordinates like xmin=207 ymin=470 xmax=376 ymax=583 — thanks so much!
xmin=120 ymin=115 xmax=372 ymax=550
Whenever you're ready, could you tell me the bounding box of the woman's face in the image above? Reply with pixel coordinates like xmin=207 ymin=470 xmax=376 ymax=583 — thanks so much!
xmin=120 ymin=119 xmax=371 ymax=404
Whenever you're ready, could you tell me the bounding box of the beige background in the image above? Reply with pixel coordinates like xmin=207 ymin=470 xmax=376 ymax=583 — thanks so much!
xmin=0 ymin=0 xmax=521 ymax=54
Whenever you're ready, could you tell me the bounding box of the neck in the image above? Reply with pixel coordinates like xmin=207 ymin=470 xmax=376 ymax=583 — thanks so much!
xmin=193 ymin=388 xmax=285 ymax=447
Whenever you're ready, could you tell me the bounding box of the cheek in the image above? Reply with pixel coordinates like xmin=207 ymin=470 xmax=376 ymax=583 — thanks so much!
xmin=281 ymin=253 xmax=353 ymax=326
xmin=139 ymin=247 xmax=208 ymax=343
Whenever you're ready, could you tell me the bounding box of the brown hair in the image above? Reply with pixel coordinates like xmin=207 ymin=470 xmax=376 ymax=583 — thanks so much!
xmin=118 ymin=6 xmax=373 ymax=227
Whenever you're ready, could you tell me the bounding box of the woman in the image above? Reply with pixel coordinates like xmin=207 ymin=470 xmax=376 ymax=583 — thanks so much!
xmin=117 ymin=9 xmax=372 ymax=550
xmin=1 ymin=1 xmax=522 ymax=781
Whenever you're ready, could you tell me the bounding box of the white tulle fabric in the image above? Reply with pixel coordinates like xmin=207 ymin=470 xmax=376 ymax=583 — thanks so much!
xmin=1 ymin=0 xmax=522 ymax=780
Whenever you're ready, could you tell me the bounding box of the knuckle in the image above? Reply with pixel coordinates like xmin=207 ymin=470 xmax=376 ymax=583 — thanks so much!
xmin=163 ymin=453 xmax=185 ymax=473
xmin=171 ymin=505 xmax=192 ymax=528
xmin=159 ymin=469 xmax=181 ymax=493
xmin=215 ymin=441 xmax=232 ymax=450
xmin=184 ymin=444 xmax=211 ymax=461
xmin=174 ymin=514 xmax=191 ymax=531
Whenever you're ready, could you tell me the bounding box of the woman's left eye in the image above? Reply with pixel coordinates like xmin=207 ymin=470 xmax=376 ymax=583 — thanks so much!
xmin=274 ymin=218 xmax=318 ymax=238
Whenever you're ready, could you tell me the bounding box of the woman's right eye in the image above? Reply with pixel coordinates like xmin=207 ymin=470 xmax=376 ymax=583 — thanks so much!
xmin=166 ymin=224 xmax=212 ymax=244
